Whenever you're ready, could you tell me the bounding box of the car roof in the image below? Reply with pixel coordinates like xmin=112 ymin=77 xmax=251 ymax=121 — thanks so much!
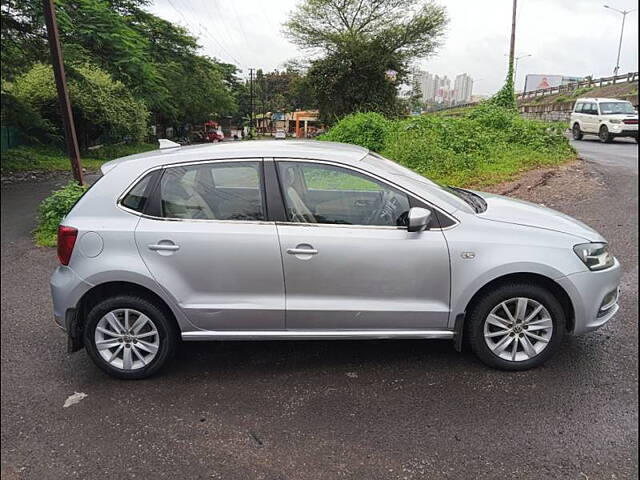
xmin=575 ymin=97 xmax=631 ymax=103
xmin=101 ymin=140 xmax=369 ymax=174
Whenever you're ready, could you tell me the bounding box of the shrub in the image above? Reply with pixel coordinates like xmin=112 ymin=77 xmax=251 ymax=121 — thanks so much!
xmin=318 ymin=112 xmax=391 ymax=152
xmin=319 ymin=105 xmax=575 ymax=187
xmin=34 ymin=182 xmax=88 ymax=247
xmin=10 ymin=63 xmax=149 ymax=149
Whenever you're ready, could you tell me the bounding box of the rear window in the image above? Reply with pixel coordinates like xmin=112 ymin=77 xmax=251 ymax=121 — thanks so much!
xmin=121 ymin=173 xmax=154 ymax=212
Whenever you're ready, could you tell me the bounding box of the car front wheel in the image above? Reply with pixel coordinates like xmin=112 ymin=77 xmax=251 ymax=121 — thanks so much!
xmin=599 ymin=125 xmax=614 ymax=143
xmin=84 ymin=295 xmax=177 ymax=379
xmin=467 ymin=282 xmax=565 ymax=370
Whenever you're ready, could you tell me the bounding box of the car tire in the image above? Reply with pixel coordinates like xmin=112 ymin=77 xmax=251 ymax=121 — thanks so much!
xmin=466 ymin=282 xmax=565 ymax=371
xmin=572 ymin=123 xmax=583 ymax=140
xmin=84 ymin=295 xmax=177 ymax=379
xmin=599 ymin=125 xmax=613 ymax=143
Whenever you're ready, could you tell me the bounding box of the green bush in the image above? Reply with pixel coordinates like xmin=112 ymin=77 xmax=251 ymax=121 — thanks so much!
xmin=318 ymin=112 xmax=391 ymax=152
xmin=9 ymin=63 xmax=149 ymax=148
xmin=35 ymin=182 xmax=88 ymax=247
xmin=320 ymin=105 xmax=575 ymax=187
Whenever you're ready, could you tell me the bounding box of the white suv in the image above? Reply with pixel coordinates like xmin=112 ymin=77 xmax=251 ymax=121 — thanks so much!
xmin=571 ymin=98 xmax=638 ymax=143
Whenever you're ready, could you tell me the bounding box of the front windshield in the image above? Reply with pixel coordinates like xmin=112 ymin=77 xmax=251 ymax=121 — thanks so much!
xmin=599 ymin=102 xmax=636 ymax=115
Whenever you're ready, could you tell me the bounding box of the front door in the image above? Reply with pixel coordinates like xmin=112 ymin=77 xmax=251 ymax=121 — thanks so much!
xmin=274 ymin=160 xmax=451 ymax=330
xmin=135 ymin=159 xmax=285 ymax=331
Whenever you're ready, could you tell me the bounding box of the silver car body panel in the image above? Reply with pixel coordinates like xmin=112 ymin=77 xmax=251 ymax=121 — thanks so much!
xmin=51 ymin=141 xmax=622 ymax=343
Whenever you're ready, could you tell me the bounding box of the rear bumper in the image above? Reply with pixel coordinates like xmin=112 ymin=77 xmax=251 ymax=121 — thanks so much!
xmin=50 ymin=265 xmax=92 ymax=331
xmin=556 ymin=258 xmax=622 ymax=335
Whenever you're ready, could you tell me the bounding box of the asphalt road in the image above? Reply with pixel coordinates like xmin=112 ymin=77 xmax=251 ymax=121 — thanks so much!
xmin=1 ymin=139 xmax=638 ymax=479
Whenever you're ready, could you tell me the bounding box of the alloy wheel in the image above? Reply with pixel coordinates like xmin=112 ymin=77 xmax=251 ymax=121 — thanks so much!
xmin=483 ymin=297 xmax=553 ymax=362
xmin=94 ymin=308 xmax=160 ymax=370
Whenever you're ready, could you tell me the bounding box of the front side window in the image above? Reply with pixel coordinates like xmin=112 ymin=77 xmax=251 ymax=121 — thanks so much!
xmin=278 ymin=161 xmax=410 ymax=227
xmin=160 ymin=161 xmax=264 ymax=221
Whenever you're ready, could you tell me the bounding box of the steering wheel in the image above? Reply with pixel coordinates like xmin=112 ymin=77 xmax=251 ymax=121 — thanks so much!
xmin=365 ymin=191 xmax=397 ymax=225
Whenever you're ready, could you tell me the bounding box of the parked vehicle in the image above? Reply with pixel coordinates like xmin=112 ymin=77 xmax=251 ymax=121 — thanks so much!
xmin=51 ymin=141 xmax=621 ymax=378
xmin=571 ymin=98 xmax=638 ymax=143
xmin=274 ymin=129 xmax=287 ymax=139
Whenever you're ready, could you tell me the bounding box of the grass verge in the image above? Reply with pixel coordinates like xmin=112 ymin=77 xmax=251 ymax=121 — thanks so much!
xmin=1 ymin=142 xmax=156 ymax=174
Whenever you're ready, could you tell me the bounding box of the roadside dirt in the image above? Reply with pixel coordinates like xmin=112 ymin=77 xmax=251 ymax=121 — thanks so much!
xmin=481 ymin=160 xmax=606 ymax=206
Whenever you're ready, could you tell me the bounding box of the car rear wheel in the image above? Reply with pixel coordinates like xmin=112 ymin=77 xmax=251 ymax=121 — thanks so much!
xmin=467 ymin=282 xmax=565 ymax=370
xmin=84 ymin=295 xmax=177 ymax=379
xmin=572 ymin=123 xmax=583 ymax=140
xmin=599 ymin=125 xmax=613 ymax=143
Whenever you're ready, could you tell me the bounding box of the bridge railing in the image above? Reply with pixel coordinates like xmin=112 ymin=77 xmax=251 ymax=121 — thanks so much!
xmin=517 ymin=72 xmax=639 ymax=100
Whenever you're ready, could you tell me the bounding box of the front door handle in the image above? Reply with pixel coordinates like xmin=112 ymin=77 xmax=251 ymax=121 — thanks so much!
xmin=286 ymin=247 xmax=318 ymax=255
xmin=148 ymin=244 xmax=180 ymax=251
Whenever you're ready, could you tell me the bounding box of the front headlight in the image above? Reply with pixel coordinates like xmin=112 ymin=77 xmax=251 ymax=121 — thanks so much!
xmin=609 ymin=119 xmax=622 ymax=124
xmin=573 ymin=242 xmax=614 ymax=271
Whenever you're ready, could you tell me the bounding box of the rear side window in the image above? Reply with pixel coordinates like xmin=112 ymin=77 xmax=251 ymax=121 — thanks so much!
xmin=159 ymin=161 xmax=264 ymax=221
xmin=574 ymin=102 xmax=583 ymax=113
xmin=121 ymin=172 xmax=154 ymax=213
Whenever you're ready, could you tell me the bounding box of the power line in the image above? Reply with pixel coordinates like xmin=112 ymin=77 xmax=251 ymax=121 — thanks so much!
xmin=164 ymin=0 xmax=244 ymax=67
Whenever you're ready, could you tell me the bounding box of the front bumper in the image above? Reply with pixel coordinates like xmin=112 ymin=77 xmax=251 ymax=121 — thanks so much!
xmin=556 ymin=258 xmax=622 ymax=335
xmin=608 ymin=123 xmax=638 ymax=137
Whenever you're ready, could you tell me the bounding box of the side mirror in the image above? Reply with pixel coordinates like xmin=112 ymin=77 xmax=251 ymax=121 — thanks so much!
xmin=407 ymin=207 xmax=432 ymax=232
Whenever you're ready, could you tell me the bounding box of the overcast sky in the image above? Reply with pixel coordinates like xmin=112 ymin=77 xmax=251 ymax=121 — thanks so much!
xmin=149 ymin=0 xmax=639 ymax=95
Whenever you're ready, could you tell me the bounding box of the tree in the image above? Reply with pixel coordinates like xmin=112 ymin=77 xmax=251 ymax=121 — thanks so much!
xmin=283 ymin=0 xmax=447 ymax=122
xmin=1 ymin=0 xmax=238 ymax=133
xmin=307 ymin=42 xmax=405 ymax=122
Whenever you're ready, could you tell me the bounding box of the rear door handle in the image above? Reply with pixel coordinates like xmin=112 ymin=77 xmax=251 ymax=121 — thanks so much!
xmin=148 ymin=244 xmax=180 ymax=251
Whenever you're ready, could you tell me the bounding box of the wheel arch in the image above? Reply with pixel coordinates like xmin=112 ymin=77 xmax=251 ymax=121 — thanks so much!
xmin=456 ymin=272 xmax=575 ymax=349
xmin=70 ymin=281 xmax=182 ymax=352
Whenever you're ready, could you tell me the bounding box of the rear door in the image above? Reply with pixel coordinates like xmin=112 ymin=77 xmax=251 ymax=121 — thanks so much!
xmin=134 ymin=159 xmax=285 ymax=331
xmin=583 ymin=102 xmax=599 ymax=132
xmin=273 ymin=159 xmax=451 ymax=330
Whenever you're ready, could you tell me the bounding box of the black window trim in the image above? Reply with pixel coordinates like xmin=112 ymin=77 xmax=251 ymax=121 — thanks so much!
xmin=118 ymin=158 xmax=271 ymax=224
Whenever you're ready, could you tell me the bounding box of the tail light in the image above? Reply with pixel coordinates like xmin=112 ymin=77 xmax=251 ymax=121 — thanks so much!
xmin=57 ymin=225 xmax=78 ymax=265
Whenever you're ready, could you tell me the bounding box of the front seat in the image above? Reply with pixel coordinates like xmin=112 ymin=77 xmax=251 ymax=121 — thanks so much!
xmin=162 ymin=170 xmax=215 ymax=220
xmin=283 ymin=166 xmax=316 ymax=223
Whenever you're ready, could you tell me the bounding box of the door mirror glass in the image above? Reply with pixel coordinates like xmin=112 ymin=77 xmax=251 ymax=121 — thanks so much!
xmin=408 ymin=207 xmax=432 ymax=232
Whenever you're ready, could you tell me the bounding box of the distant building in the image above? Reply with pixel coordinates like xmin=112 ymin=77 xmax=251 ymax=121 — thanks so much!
xmin=453 ymin=73 xmax=474 ymax=104
xmin=411 ymin=70 xmax=473 ymax=105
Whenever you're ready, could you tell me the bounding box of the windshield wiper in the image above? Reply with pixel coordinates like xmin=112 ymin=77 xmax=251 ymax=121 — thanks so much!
xmin=448 ymin=187 xmax=487 ymax=213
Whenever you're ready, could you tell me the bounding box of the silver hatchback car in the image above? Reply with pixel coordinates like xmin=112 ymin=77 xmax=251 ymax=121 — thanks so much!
xmin=51 ymin=141 xmax=621 ymax=378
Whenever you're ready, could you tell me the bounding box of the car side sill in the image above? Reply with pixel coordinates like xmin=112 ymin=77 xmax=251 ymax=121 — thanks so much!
xmin=182 ymin=330 xmax=455 ymax=341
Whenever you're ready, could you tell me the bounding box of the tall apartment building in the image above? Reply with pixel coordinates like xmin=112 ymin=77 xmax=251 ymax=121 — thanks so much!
xmin=412 ymin=70 xmax=472 ymax=105
xmin=453 ymin=73 xmax=474 ymax=104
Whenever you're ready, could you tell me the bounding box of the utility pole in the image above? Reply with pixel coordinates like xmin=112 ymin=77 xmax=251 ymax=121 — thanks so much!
xmin=508 ymin=0 xmax=518 ymax=80
xmin=43 ymin=0 xmax=83 ymax=185
xmin=514 ymin=54 xmax=532 ymax=86
xmin=604 ymin=5 xmax=637 ymax=75
xmin=249 ymin=68 xmax=255 ymax=134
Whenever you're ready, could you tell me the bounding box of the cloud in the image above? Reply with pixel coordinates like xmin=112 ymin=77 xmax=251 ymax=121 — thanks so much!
xmin=149 ymin=0 xmax=639 ymax=93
